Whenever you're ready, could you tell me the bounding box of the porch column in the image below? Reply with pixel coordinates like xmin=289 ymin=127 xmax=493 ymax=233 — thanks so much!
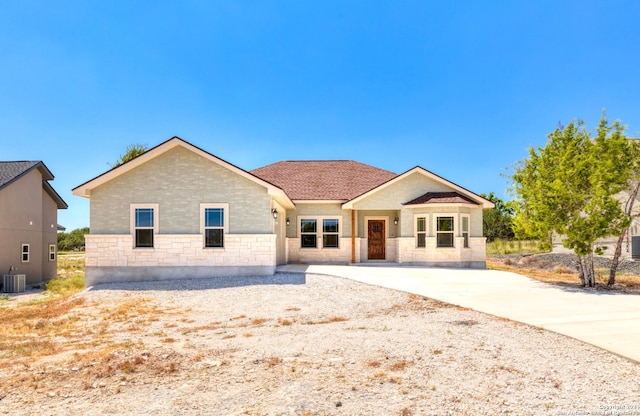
xmin=351 ymin=209 xmax=356 ymax=263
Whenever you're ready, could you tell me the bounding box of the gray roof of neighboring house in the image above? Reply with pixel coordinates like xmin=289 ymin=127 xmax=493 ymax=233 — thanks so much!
xmin=0 ymin=161 xmax=68 ymax=209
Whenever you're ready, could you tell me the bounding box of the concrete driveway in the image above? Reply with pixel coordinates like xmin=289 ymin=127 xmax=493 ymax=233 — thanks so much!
xmin=277 ymin=264 xmax=640 ymax=363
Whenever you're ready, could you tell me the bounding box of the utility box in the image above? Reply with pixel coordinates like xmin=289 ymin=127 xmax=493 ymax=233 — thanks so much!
xmin=3 ymin=274 xmax=26 ymax=293
xmin=633 ymin=236 xmax=640 ymax=260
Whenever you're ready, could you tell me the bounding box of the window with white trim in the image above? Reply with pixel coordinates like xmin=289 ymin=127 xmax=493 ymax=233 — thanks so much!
xmin=200 ymin=203 xmax=229 ymax=248
xmin=322 ymin=219 xmax=339 ymax=248
xmin=132 ymin=206 xmax=157 ymax=248
xmin=204 ymin=207 xmax=224 ymax=248
xmin=21 ymin=244 xmax=30 ymax=263
xmin=416 ymin=217 xmax=427 ymax=248
xmin=300 ymin=217 xmax=341 ymax=249
xmin=300 ymin=219 xmax=317 ymax=248
xmin=49 ymin=244 xmax=56 ymax=261
xmin=436 ymin=216 xmax=454 ymax=248
xmin=461 ymin=215 xmax=470 ymax=248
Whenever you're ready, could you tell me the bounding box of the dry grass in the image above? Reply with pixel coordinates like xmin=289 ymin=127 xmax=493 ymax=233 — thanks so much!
xmin=388 ymin=360 xmax=413 ymax=371
xmin=486 ymin=239 xmax=544 ymax=255
xmin=0 ymin=296 xmax=86 ymax=360
xmin=487 ymin=258 xmax=640 ymax=293
xmin=46 ymin=254 xmax=86 ymax=296
xmin=305 ymin=316 xmax=349 ymax=325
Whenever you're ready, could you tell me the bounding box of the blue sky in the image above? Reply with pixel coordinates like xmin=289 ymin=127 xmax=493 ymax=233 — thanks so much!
xmin=2 ymin=0 xmax=639 ymax=231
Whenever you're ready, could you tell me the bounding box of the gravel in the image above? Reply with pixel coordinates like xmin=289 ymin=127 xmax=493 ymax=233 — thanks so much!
xmin=2 ymin=272 xmax=639 ymax=415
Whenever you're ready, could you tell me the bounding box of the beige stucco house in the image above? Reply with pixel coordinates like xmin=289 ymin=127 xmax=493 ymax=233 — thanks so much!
xmin=0 ymin=161 xmax=68 ymax=285
xmin=73 ymin=137 xmax=494 ymax=286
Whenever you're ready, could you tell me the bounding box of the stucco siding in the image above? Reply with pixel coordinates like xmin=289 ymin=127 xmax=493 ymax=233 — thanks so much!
xmin=0 ymin=169 xmax=59 ymax=284
xmin=90 ymin=146 xmax=272 ymax=235
xmin=41 ymin=190 xmax=58 ymax=281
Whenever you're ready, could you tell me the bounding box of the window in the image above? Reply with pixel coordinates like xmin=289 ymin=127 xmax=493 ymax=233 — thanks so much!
xmin=49 ymin=244 xmax=56 ymax=261
xmin=322 ymin=219 xmax=339 ymax=248
xmin=204 ymin=207 xmax=224 ymax=248
xmin=301 ymin=219 xmax=317 ymax=248
xmin=21 ymin=244 xmax=29 ymax=263
xmin=462 ymin=215 xmax=469 ymax=248
xmin=201 ymin=203 xmax=229 ymax=248
xmin=300 ymin=217 xmax=341 ymax=249
xmin=436 ymin=216 xmax=454 ymax=248
xmin=416 ymin=217 xmax=427 ymax=248
xmin=134 ymin=207 xmax=155 ymax=248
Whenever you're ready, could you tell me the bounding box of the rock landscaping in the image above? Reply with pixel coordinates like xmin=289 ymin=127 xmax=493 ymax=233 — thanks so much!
xmin=1 ymin=272 xmax=639 ymax=415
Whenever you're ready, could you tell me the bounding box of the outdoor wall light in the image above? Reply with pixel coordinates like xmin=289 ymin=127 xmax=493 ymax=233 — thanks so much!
xmin=394 ymin=217 xmax=399 ymax=225
xmin=286 ymin=217 xmax=290 ymax=226
xmin=272 ymin=209 xmax=278 ymax=219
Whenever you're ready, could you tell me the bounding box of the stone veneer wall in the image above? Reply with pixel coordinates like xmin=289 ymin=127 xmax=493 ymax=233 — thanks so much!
xmin=287 ymin=237 xmax=353 ymax=264
xmin=85 ymin=234 xmax=276 ymax=285
xmin=397 ymin=236 xmax=487 ymax=268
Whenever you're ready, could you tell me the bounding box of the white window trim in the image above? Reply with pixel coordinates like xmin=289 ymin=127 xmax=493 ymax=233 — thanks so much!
xmin=200 ymin=203 xmax=230 ymax=249
xmin=414 ymin=214 xmax=429 ymax=248
xmin=461 ymin=214 xmax=470 ymax=249
xmin=130 ymin=204 xmax=159 ymax=249
xmin=434 ymin=213 xmax=456 ymax=249
xmin=299 ymin=216 xmax=342 ymax=250
xmin=49 ymin=244 xmax=56 ymax=261
xmin=21 ymin=243 xmax=30 ymax=263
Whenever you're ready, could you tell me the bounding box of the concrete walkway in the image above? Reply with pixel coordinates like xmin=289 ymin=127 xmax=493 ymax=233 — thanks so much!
xmin=277 ymin=264 xmax=640 ymax=363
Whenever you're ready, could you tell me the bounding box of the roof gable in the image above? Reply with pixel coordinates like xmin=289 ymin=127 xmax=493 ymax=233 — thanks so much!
xmin=343 ymin=166 xmax=494 ymax=209
xmin=0 ymin=161 xmax=67 ymax=209
xmin=250 ymin=160 xmax=398 ymax=201
xmin=72 ymin=137 xmax=294 ymax=209
xmin=0 ymin=161 xmax=49 ymax=189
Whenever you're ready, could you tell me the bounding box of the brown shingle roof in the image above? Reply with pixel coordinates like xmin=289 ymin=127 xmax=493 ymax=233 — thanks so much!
xmin=250 ymin=160 xmax=398 ymax=201
xmin=404 ymin=191 xmax=479 ymax=205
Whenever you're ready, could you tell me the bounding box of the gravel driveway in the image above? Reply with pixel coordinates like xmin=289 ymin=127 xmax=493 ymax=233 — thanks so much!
xmin=1 ymin=273 xmax=639 ymax=415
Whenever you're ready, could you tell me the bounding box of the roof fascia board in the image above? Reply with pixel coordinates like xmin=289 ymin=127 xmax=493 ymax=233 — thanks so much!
xmin=343 ymin=167 xmax=494 ymax=209
xmin=36 ymin=162 xmax=55 ymax=181
xmin=43 ymin=180 xmax=69 ymax=209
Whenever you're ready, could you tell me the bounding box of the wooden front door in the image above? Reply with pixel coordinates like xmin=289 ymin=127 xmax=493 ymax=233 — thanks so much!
xmin=367 ymin=220 xmax=386 ymax=260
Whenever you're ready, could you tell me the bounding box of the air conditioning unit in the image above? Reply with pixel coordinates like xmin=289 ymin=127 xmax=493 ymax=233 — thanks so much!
xmin=3 ymin=274 xmax=26 ymax=293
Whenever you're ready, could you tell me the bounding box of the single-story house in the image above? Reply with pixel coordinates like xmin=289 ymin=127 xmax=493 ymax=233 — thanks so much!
xmin=0 ymin=161 xmax=68 ymax=285
xmin=73 ymin=137 xmax=494 ymax=286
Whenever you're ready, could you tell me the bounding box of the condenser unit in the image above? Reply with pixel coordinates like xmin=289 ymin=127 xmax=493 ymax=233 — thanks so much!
xmin=3 ymin=274 xmax=26 ymax=293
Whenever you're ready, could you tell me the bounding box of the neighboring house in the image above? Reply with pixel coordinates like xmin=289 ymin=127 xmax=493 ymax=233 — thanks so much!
xmin=0 ymin=161 xmax=68 ymax=285
xmin=552 ymin=188 xmax=640 ymax=259
xmin=73 ymin=137 xmax=494 ymax=286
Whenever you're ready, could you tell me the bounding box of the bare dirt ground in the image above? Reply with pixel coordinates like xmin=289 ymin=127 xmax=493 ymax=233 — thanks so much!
xmin=2 ymin=272 xmax=639 ymax=416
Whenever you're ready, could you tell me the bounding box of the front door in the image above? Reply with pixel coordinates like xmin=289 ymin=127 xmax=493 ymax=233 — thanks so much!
xmin=367 ymin=220 xmax=386 ymax=260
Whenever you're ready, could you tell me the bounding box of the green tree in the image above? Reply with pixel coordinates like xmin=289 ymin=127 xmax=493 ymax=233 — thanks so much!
xmin=58 ymin=227 xmax=90 ymax=251
xmin=111 ymin=143 xmax=148 ymax=168
xmin=480 ymin=192 xmax=515 ymax=242
xmin=511 ymin=113 xmax=638 ymax=287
